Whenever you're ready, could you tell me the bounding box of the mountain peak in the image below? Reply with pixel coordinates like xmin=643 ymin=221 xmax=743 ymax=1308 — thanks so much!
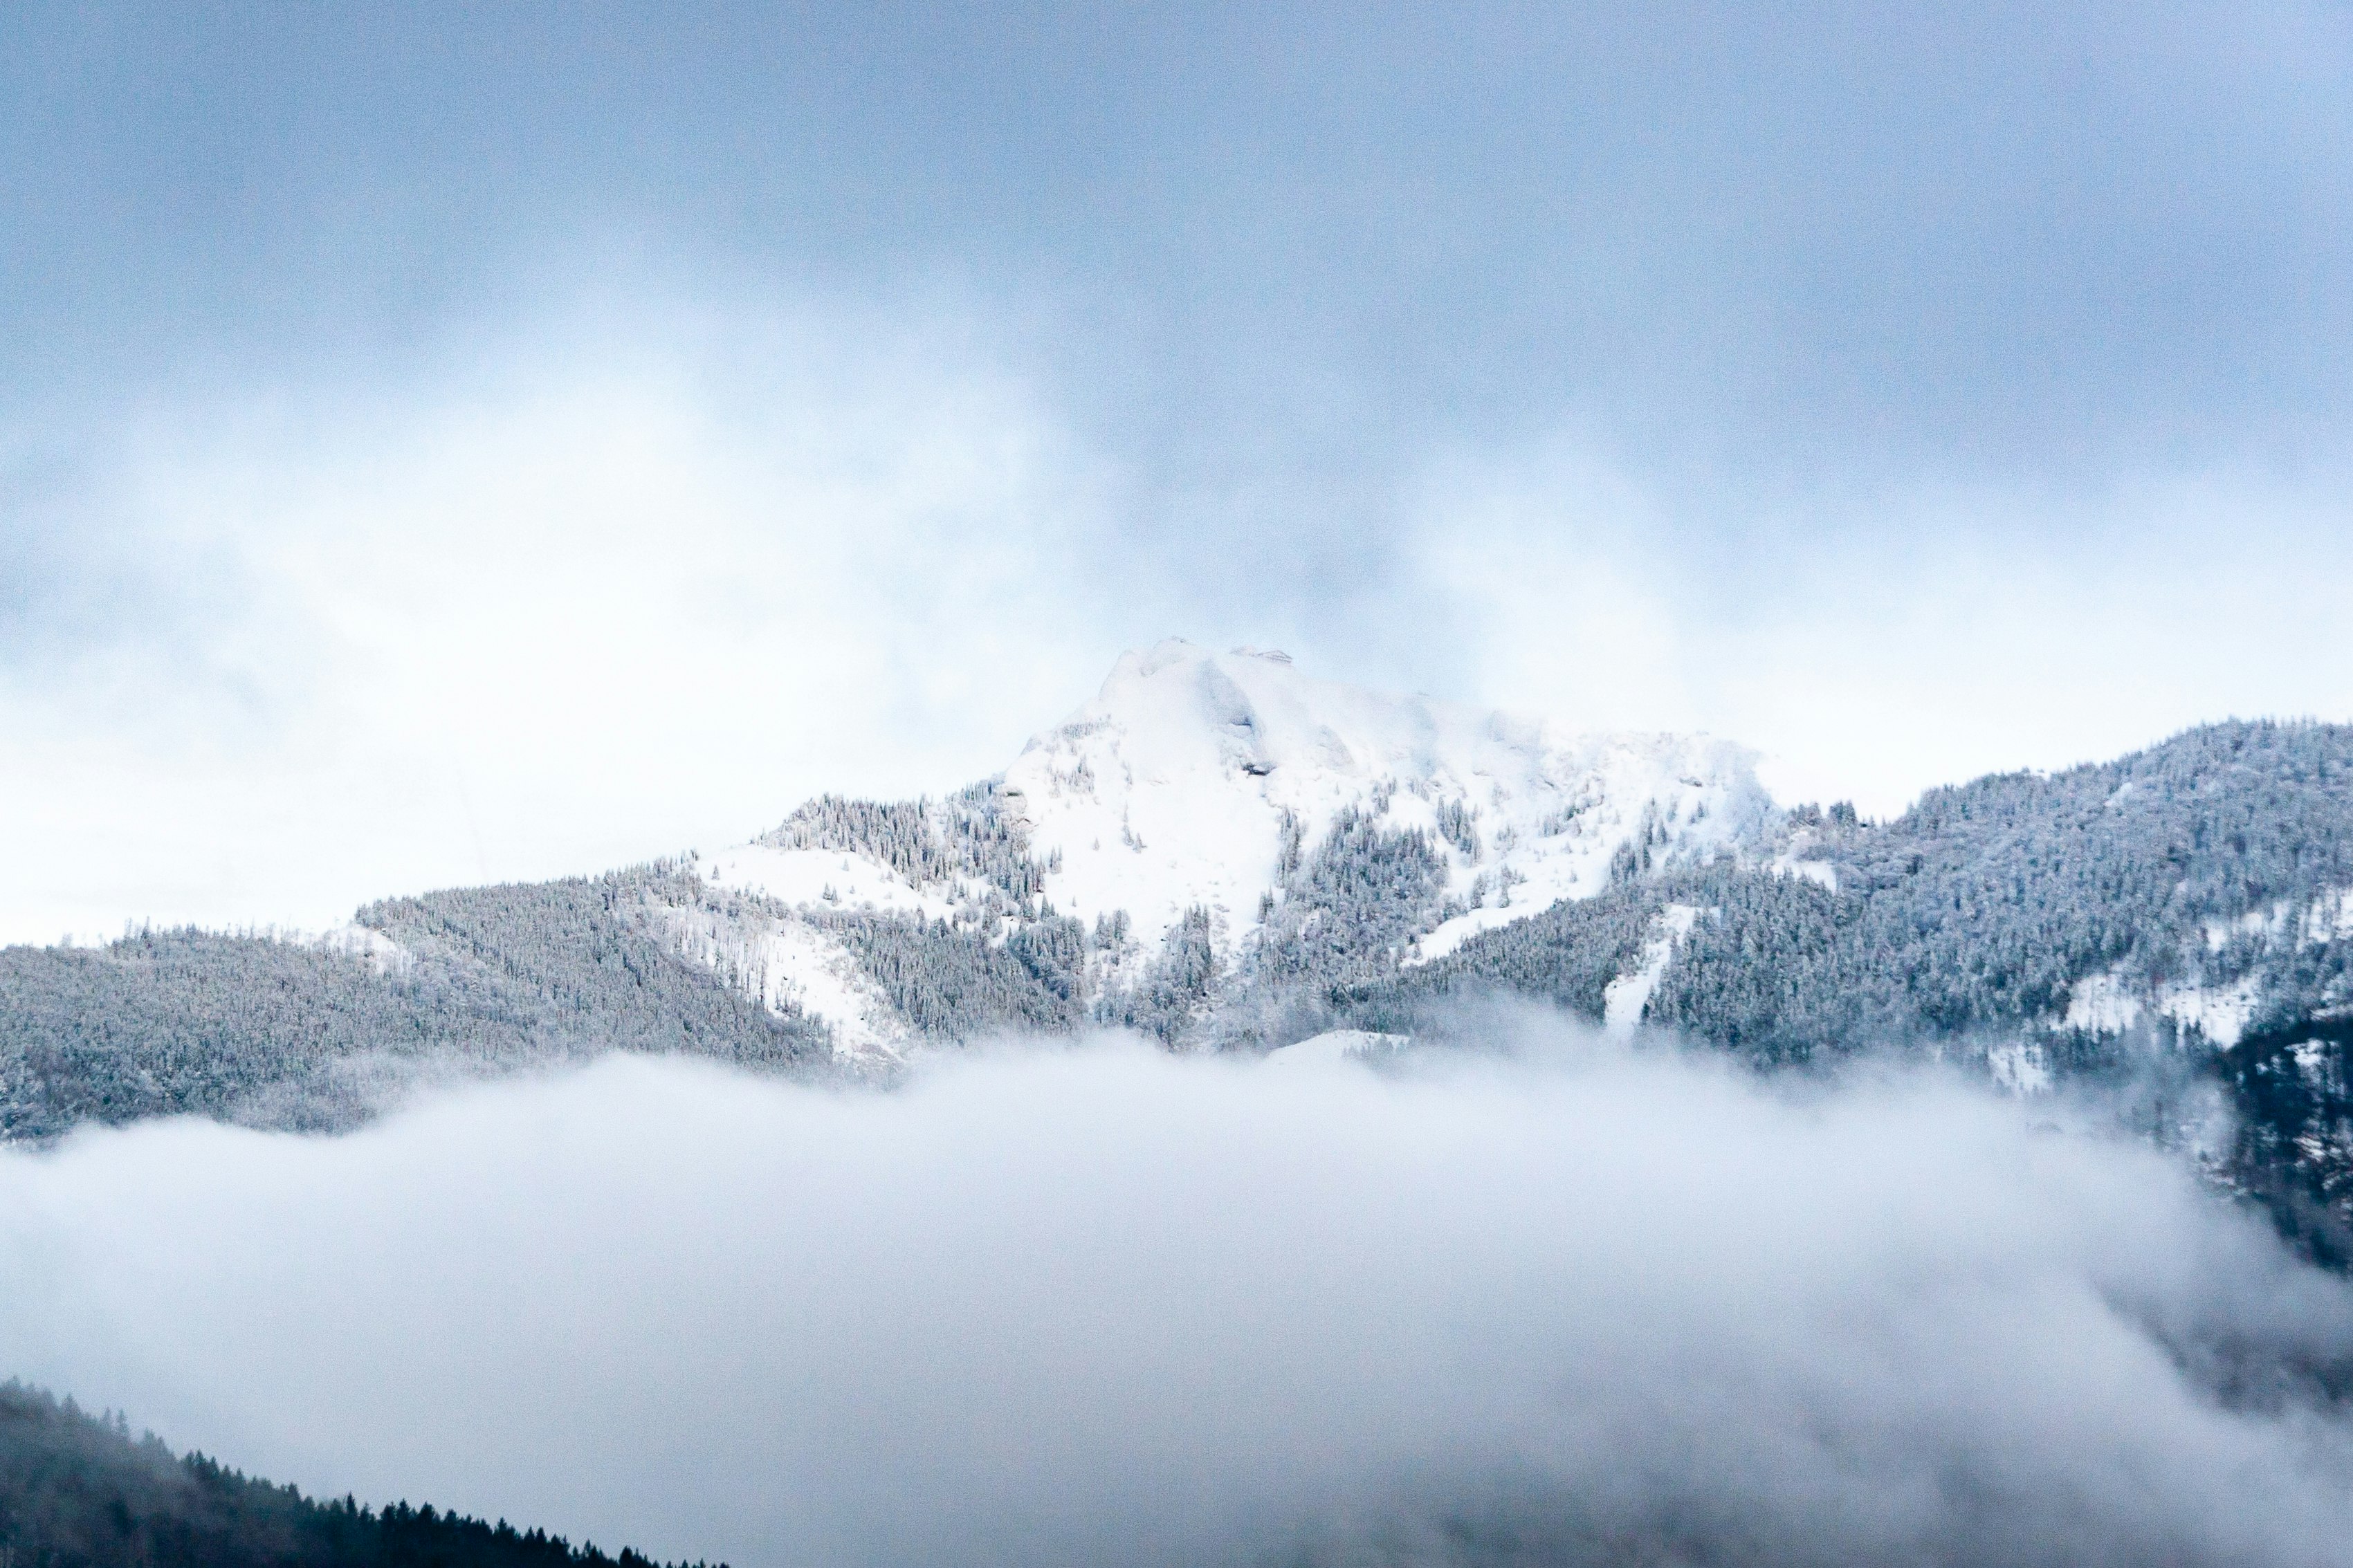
xmin=696 ymin=645 xmax=1778 ymax=1059
xmin=1005 ymin=642 xmax=1775 ymax=961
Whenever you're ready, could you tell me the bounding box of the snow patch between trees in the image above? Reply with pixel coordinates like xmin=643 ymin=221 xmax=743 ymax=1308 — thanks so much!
xmin=1987 ymin=1041 xmax=2053 ymax=1095
xmin=1261 ymin=1029 xmax=1409 ymax=1069
xmin=698 ymin=844 xmax=958 ymax=921
xmin=650 ymin=905 xmax=910 ymax=1064
xmin=2064 ymin=970 xmax=2145 ymax=1034
xmin=2159 ymin=977 xmax=2263 ymax=1050
xmin=1604 ymin=903 xmax=1702 ymax=1032
xmin=308 ymin=923 xmax=414 ymax=977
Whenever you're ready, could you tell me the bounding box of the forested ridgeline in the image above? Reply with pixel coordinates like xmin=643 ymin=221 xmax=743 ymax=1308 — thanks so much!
xmin=1354 ymin=719 xmax=2353 ymax=1056
xmin=6 ymin=719 xmax=2353 ymax=1217
xmin=779 ymin=720 xmax=2353 ymax=1258
xmin=765 ymin=782 xmax=1057 ymax=917
xmin=913 ymin=718 xmax=2353 ymax=1058
xmin=0 ymin=1381 xmax=715 ymax=1568
xmin=0 ymin=869 xmax=832 ymax=1142
xmin=1331 ymin=721 xmax=2353 ymax=1260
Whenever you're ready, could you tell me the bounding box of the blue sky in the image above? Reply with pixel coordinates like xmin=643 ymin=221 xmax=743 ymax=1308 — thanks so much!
xmin=6 ymin=2 xmax=2352 ymax=937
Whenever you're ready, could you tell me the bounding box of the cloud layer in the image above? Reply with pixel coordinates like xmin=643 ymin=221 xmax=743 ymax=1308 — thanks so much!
xmin=4 ymin=1028 xmax=2351 ymax=1567
xmin=0 ymin=301 xmax=1126 ymax=941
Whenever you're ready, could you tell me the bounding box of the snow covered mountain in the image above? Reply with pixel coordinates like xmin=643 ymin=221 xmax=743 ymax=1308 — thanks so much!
xmin=668 ymin=640 xmax=1777 ymax=1057
xmin=1002 ymin=642 xmax=1769 ymax=962
xmin=10 ymin=645 xmax=2353 ymax=1262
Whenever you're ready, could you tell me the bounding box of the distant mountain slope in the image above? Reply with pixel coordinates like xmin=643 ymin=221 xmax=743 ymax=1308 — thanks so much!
xmin=0 ymin=868 xmax=830 ymax=1140
xmin=4 ymin=647 xmax=2352 ymax=1260
xmin=1348 ymin=719 xmax=2353 ymax=1256
xmin=0 ymin=1380 xmax=713 ymax=1568
xmin=1382 ymin=719 xmax=2353 ymax=1053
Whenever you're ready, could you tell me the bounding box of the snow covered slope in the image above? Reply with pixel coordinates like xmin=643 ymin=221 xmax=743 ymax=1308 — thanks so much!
xmin=1001 ymin=640 xmax=1774 ymax=962
xmin=661 ymin=639 xmax=1779 ymax=1053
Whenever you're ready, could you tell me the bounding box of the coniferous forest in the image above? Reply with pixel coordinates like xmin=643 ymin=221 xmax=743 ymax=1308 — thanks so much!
xmin=5 ymin=720 xmax=2353 ymax=1269
xmin=0 ymin=1383 xmax=716 ymax=1568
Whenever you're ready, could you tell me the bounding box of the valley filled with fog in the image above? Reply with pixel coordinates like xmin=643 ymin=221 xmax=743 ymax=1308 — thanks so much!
xmin=6 ymin=1025 xmax=2352 ymax=1568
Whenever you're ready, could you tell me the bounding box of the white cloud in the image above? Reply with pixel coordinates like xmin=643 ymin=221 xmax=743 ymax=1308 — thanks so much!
xmin=3 ymin=1031 xmax=2350 ymax=1567
xmin=1413 ymin=440 xmax=2353 ymax=815
xmin=10 ymin=284 xmax=2353 ymax=942
xmin=0 ymin=300 xmax=1125 ymax=941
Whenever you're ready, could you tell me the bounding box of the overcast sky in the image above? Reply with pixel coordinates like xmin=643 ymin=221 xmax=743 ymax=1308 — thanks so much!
xmin=7 ymin=2 xmax=2352 ymax=939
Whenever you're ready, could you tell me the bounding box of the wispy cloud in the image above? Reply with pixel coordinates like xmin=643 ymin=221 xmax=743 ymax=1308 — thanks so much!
xmin=10 ymin=288 xmax=2353 ymax=940
xmin=1412 ymin=436 xmax=2353 ymax=812
xmin=0 ymin=295 xmax=1127 ymax=939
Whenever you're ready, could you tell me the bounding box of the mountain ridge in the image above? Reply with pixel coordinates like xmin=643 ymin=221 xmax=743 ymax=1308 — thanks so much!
xmin=674 ymin=638 xmax=1776 ymax=1058
xmin=6 ymin=645 xmax=2352 ymax=1262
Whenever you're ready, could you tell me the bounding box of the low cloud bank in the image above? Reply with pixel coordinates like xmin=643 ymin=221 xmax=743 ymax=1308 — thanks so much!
xmin=3 ymin=1026 xmax=2351 ymax=1567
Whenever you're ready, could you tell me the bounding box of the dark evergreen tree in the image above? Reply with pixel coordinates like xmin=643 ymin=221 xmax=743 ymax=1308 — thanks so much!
xmin=0 ymin=1382 xmax=718 ymax=1568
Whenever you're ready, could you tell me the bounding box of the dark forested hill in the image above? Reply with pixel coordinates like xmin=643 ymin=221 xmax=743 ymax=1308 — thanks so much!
xmin=0 ymin=1381 xmax=715 ymax=1568
xmin=0 ymin=868 xmax=832 ymax=1141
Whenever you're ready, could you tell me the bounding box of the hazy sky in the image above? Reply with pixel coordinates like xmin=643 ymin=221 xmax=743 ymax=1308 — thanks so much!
xmin=7 ymin=3 xmax=2353 ymax=937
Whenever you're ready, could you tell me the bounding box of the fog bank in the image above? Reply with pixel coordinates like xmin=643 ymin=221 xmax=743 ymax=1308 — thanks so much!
xmin=3 ymin=1029 xmax=2351 ymax=1567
